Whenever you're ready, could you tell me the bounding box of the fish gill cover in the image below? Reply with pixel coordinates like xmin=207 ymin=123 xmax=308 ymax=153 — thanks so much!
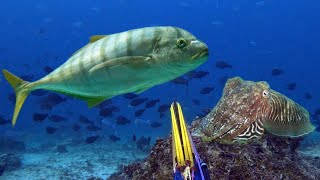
xmin=0 ymin=0 xmax=320 ymax=179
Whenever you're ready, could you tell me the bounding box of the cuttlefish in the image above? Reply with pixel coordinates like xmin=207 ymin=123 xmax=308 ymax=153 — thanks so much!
xmin=192 ymin=77 xmax=315 ymax=144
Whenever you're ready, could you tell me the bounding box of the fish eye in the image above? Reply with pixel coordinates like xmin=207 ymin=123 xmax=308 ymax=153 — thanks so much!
xmin=262 ymin=90 xmax=269 ymax=98
xmin=176 ymin=38 xmax=187 ymax=48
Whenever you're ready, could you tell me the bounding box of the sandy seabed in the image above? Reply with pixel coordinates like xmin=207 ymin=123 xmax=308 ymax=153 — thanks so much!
xmin=1 ymin=139 xmax=147 ymax=180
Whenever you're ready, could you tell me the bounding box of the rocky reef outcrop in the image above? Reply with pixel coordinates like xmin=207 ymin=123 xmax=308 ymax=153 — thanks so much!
xmin=109 ymin=122 xmax=320 ymax=180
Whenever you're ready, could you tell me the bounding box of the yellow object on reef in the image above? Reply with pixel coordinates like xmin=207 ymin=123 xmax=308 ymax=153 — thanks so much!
xmin=170 ymin=101 xmax=194 ymax=170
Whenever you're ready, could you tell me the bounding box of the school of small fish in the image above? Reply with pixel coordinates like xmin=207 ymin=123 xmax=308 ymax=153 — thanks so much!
xmin=1 ymin=25 xmax=318 ymax=147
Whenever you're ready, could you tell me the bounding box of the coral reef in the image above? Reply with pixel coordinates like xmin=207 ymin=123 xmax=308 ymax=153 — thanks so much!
xmin=109 ymin=119 xmax=320 ymax=180
xmin=0 ymin=153 xmax=21 ymax=176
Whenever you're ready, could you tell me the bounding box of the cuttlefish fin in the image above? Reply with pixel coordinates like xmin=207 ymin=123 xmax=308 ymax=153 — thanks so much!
xmin=2 ymin=70 xmax=32 ymax=126
xmin=263 ymin=90 xmax=315 ymax=137
xmin=89 ymin=56 xmax=150 ymax=76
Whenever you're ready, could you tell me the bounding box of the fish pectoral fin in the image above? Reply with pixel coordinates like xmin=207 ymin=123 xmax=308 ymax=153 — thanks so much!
xmin=89 ymin=56 xmax=150 ymax=76
xmin=71 ymin=35 xmax=108 ymax=56
xmin=89 ymin=35 xmax=107 ymax=43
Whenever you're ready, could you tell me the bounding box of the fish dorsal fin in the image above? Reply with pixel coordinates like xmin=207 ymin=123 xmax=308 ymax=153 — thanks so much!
xmin=263 ymin=90 xmax=315 ymax=137
xmin=71 ymin=35 xmax=107 ymax=56
xmin=89 ymin=35 xmax=107 ymax=43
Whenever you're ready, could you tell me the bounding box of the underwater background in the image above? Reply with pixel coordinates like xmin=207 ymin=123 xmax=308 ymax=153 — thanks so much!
xmin=0 ymin=0 xmax=320 ymax=179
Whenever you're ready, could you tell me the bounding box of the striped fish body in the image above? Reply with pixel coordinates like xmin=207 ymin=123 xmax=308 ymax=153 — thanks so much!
xmin=35 ymin=27 xmax=172 ymax=97
xmin=3 ymin=26 xmax=209 ymax=125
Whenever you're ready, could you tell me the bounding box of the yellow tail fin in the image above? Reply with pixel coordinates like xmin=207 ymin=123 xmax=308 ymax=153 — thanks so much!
xmin=2 ymin=69 xmax=31 ymax=126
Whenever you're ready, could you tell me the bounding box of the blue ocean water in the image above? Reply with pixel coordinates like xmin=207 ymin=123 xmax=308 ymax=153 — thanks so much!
xmin=0 ymin=0 xmax=319 ymax=179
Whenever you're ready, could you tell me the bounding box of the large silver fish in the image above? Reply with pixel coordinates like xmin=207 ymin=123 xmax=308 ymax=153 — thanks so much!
xmin=3 ymin=26 xmax=209 ymax=126
xmin=192 ymin=77 xmax=314 ymax=144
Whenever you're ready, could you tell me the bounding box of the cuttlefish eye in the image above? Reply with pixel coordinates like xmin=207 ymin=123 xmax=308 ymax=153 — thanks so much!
xmin=262 ymin=90 xmax=269 ymax=98
xmin=176 ymin=38 xmax=187 ymax=48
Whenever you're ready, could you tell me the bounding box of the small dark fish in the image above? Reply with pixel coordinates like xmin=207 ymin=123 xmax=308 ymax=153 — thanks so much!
xmin=136 ymin=136 xmax=151 ymax=150
xmin=200 ymin=86 xmax=214 ymax=94
xmin=86 ymin=135 xmax=99 ymax=144
xmin=316 ymin=126 xmax=320 ymax=132
xmin=202 ymin=108 xmax=211 ymax=115
xmin=33 ymin=113 xmax=48 ymax=122
xmin=192 ymin=99 xmax=200 ymax=105
xmin=40 ymin=103 xmax=53 ymax=111
xmin=46 ymin=93 xmax=66 ymax=102
xmin=43 ymin=66 xmax=54 ymax=74
xmin=135 ymin=108 xmax=146 ymax=117
xmin=49 ymin=115 xmax=67 ymax=122
xmin=86 ymin=124 xmax=101 ymax=131
xmin=20 ymin=74 xmax=35 ymax=81
xmin=116 ymin=115 xmax=130 ymax=125
xmin=271 ymin=68 xmax=284 ymax=76
xmin=0 ymin=115 xmax=9 ymax=125
xmin=216 ymin=60 xmax=232 ymax=69
xmin=123 ymin=93 xmax=138 ymax=99
xmin=187 ymin=70 xmax=209 ymax=79
xmin=150 ymin=121 xmax=162 ymax=128
xmin=130 ymin=98 xmax=148 ymax=107
xmin=158 ymin=104 xmax=170 ymax=113
xmin=196 ymin=108 xmax=212 ymax=118
xmin=31 ymin=90 xmax=49 ymax=96
xmin=287 ymin=83 xmax=296 ymax=90
xmin=171 ymin=76 xmax=189 ymax=86
xmin=96 ymin=99 xmax=113 ymax=109
xmin=38 ymin=28 xmax=46 ymax=35
xmin=109 ymin=135 xmax=121 ymax=142
xmin=145 ymin=99 xmax=160 ymax=108
xmin=110 ymin=105 xmax=120 ymax=112
xmin=8 ymin=93 xmax=15 ymax=104
xmin=304 ymin=92 xmax=312 ymax=100
xmin=132 ymin=134 xmax=136 ymax=141
xmin=72 ymin=123 xmax=81 ymax=131
xmin=46 ymin=127 xmax=57 ymax=134
xmin=78 ymin=115 xmax=93 ymax=124
xmin=40 ymin=93 xmax=66 ymax=108
xmin=99 ymin=108 xmax=113 ymax=117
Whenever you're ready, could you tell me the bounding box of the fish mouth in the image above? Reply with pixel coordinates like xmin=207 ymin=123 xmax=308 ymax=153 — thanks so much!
xmin=191 ymin=49 xmax=209 ymax=60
